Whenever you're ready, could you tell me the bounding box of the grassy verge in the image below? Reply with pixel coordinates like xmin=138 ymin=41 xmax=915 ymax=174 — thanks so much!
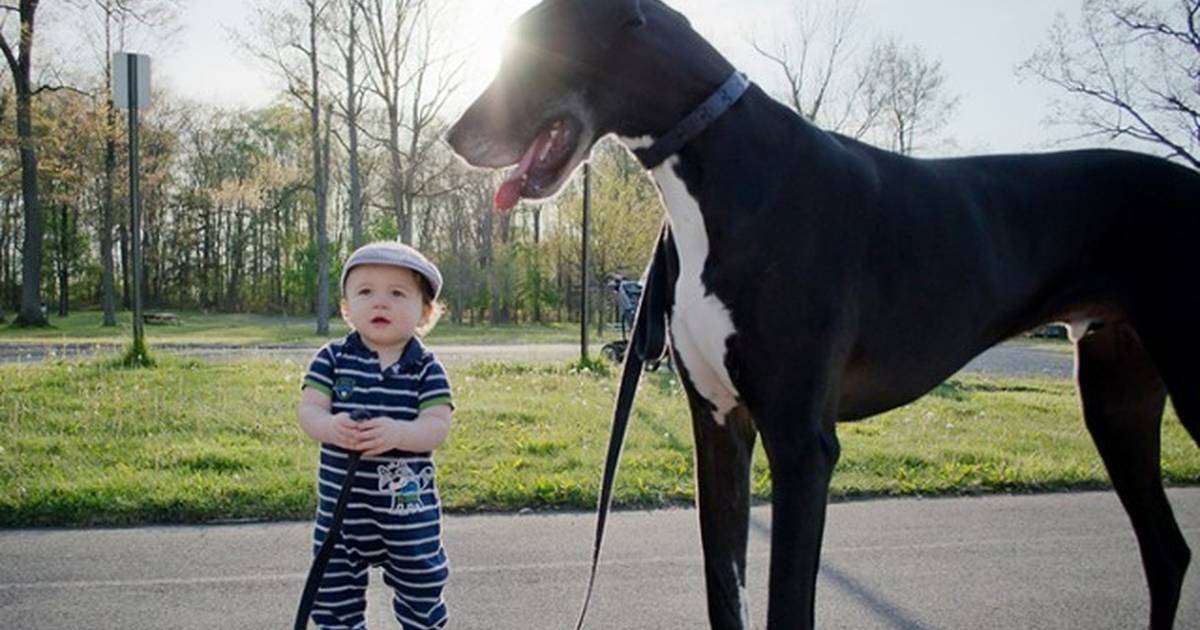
xmin=0 ymin=310 xmax=616 ymax=346
xmin=1 ymin=358 xmax=1196 ymax=528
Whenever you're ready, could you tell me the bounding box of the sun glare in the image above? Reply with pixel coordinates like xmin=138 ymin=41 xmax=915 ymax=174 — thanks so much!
xmin=449 ymin=0 xmax=533 ymax=98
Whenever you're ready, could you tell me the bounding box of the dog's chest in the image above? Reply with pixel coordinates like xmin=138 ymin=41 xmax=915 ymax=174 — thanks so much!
xmin=654 ymin=158 xmax=742 ymax=424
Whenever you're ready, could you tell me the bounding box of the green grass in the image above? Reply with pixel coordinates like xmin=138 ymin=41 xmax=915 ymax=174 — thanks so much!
xmin=0 ymin=309 xmax=617 ymax=346
xmin=1 ymin=358 xmax=1197 ymax=528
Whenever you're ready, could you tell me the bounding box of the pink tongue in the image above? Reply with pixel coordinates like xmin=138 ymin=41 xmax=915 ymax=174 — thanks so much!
xmin=494 ymin=128 xmax=555 ymax=212
xmin=494 ymin=180 xmax=523 ymax=213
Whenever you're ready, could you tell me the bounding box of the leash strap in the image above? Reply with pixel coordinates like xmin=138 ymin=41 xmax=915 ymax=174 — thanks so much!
xmin=294 ymin=412 xmax=371 ymax=630
xmin=635 ymin=71 xmax=751 ymax=170
xmin=575 ymin=223 xmax=673 ymax=630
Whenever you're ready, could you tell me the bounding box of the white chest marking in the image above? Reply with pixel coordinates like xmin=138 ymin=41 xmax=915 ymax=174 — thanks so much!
xmin=1063 ymin=318 xmax=1093 ymax=343
xmin=619 ymin=135 xmax=741 ymax=424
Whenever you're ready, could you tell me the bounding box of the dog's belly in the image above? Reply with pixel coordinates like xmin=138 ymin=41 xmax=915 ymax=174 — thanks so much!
xmin=639 ymin=147 xmax=741 ymax=424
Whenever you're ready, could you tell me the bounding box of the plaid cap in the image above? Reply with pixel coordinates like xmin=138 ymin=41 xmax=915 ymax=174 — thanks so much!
xmin=340 ymin=241 xmax=443 ymax=300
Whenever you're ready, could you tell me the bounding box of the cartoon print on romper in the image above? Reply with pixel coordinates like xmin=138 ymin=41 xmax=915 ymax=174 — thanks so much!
xmin=378 ymin=460 xmax=436 ymax=515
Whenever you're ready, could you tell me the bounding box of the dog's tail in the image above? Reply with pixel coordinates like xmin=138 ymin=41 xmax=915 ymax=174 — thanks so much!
xmin=575 ymin=224 xmax=673 ymax=630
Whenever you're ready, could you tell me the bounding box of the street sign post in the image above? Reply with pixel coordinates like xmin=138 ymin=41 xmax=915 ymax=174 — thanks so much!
xmin=112 ymin=52 xmax=150 ymax=109
xmin=113 ymin=52 xmax=150 ymax=359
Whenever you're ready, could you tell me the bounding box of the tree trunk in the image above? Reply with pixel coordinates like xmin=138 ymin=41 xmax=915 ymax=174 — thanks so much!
xmin=388 ymin=101 xmax=407 ymax=242
xmin=0 ymin=195 xmax=10 ymax=322
xmin=227 ymin=203 xmax=244 ymax=311
xmin=1 ymin=0 xmax=47 ymax=326
xmin=273 ymin=199 xmax=283 ymax=311
xmin=202 ymin=204 xmax=213 ymax=306
xmin=311 ymin=0 xmax=330 ymax=335
xmin=320 ymin=101 xmax=333 ymax=318
xmin=403 ymin=63 xmax=423 ymax=246
xmin=346 ymin=0 xmax=364 ymax=249
xmin=57 ymin=200 xmax=68 ymax=317
xmin=100 ymin=2 xmax=117 ymax=325
xmin=15 ymin=78 xmax=42 ymax=324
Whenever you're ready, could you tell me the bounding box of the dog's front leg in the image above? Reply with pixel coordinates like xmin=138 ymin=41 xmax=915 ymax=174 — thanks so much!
xmin=758 ymin=390 xmax=840 ymax=630
xmin=690 ymin=397 xmax=757 ymax=630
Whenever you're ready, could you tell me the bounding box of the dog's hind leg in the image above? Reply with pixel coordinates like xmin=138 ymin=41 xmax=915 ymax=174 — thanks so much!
xmin=1139 ymin=328 xmax=1200 ymax=449
xmin=1164 ymin=379 xmax=1200 ymax=449
xmin=1076 ymin=322 xmax=1189 ymax=630
xmin=690 ymin=396 xmax=758 ymax=630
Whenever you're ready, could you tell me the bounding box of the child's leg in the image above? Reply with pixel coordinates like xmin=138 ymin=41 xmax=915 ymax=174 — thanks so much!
xmin=310 ymin=515 xmax=370 ymax=629
xmin=309 ymin=555 xmax=369 ymax=629
xmin=383 ymin=544 xmax=449 ymax=630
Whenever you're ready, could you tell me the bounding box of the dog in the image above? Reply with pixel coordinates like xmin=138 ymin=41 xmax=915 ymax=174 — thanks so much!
xmin=446 ymin=0 xmax=1200 ymax=627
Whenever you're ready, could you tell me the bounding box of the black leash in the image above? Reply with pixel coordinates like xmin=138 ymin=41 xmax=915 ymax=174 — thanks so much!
xmin=294 ymin=409 xmax=372 ymax=630
xmin=574 ymin=223 xmax=674 ymax=630
xmin=575 ymin=69 xmax=743 ymax=630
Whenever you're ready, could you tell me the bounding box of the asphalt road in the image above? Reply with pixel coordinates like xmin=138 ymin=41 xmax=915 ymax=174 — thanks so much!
xmin=3 ymin=489 xmax=1198 ymax=629
xmin=0 ymin=339 xmax=1075 ymax=378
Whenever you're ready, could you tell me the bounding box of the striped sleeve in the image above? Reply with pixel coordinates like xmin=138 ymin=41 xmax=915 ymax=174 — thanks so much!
xmin=302 ymin=343 xmax=336 ymax=396
xmin=418 ymin=358 xmax=453 ymax=411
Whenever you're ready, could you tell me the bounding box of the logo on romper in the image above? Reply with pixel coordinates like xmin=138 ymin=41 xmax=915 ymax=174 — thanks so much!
xmin=377 ymin=461 xmax=435 ymax=515
xmin=333 ymin=377 xmax=356 ymax=401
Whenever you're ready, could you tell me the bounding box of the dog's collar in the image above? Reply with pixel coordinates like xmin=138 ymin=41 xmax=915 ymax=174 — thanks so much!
xmin=634 ymin=71 xmax=750 ymax=170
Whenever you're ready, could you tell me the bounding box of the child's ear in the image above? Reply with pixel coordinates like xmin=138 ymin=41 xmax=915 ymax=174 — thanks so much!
xmin=340 ymin=300 xmax=350 ymax=322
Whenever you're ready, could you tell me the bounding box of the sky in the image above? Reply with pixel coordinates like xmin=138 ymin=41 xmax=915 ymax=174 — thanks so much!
xmin=154 ymin=0 xmax=1095 ymax=156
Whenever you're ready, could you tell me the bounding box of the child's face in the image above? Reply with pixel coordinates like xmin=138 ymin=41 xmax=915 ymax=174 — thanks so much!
xmin=341 ymin=264 xmax=431 ymax=350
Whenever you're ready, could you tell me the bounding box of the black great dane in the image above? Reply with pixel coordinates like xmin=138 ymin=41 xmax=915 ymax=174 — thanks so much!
xmin=446 ymin=0 xmax=1200 ymax=628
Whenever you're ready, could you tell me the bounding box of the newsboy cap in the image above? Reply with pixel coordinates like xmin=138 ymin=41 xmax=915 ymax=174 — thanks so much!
xmin=340 ymin=241 xmax=443 ymax=300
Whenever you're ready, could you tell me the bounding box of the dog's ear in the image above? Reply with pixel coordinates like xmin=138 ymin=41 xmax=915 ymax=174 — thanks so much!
xmin=573 ymin=0 xmax=645 ymax=49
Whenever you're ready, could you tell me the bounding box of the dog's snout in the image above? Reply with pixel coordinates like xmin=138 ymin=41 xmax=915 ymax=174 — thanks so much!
xmin=445 ymin=120 xmax=467 ymax=154
xmin=445 ymin=118 xmax=491 ymax=166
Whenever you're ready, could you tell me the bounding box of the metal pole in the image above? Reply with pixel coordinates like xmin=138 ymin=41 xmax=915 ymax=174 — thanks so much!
xmin=127 ymin=55 xmax=144 ymax=354
xmin=580 ymin=162 xmax=590 ymax=362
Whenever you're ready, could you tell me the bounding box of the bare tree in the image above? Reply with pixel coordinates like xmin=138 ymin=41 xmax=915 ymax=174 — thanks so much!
xmin=357 ymin=0 xmax=423 ymax=244
xmin=399 ymin=2 xmax=464 ymax=250
xmin=307 ymin=0 xmax=333 ymax=335
xmin=750 ymin=0 xmax=865 ymax=131
xmin=97 ymin=1 xmax=122 ymax=326
xmin=0 ymin=0 xmax=47 ymax=326
xmin=240 ymin=0 xmax=334 ymax=334
xmin=865 ymin=38 xmax=960 ymax=155
xmin=750 ymin=0 xmax=957 ymax=153
xmin=326 ymin=0 xmax=368 ymax=248
xmin=1023 ymin=0 xmax=1199 ymax=168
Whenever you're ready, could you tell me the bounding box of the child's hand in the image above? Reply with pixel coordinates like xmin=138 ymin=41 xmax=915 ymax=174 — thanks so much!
xmin=327 ymin=412 xmax=364 ymax=451
xmin=357 ymin=417 xmax=403 ymax=457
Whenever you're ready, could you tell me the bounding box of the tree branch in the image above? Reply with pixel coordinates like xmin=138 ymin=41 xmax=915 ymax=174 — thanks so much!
xmin=32 ymin=84 xmax=94 ymax=97
xmin=0 ymin=32 xmax=17 ymax=78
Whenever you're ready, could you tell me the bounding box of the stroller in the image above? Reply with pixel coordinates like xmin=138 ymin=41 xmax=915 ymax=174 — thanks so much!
xmin=600 ymin=274 xmax=668 ymax=371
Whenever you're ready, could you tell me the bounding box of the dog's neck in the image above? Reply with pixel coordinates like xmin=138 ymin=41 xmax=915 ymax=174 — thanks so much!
xmin=608 ymin=0 xmax=829 ymax=214
xmin=632 ymin=72 xmax=750 ymax=170
xmin=619 ymin=82 xmax=824 ymax=222
xmin=600 ymin=0 xmax=737 ymax=140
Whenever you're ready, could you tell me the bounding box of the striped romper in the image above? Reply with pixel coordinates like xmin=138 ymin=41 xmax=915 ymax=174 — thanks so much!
xmin=303 ymin=332 xmax=453 ymax=630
